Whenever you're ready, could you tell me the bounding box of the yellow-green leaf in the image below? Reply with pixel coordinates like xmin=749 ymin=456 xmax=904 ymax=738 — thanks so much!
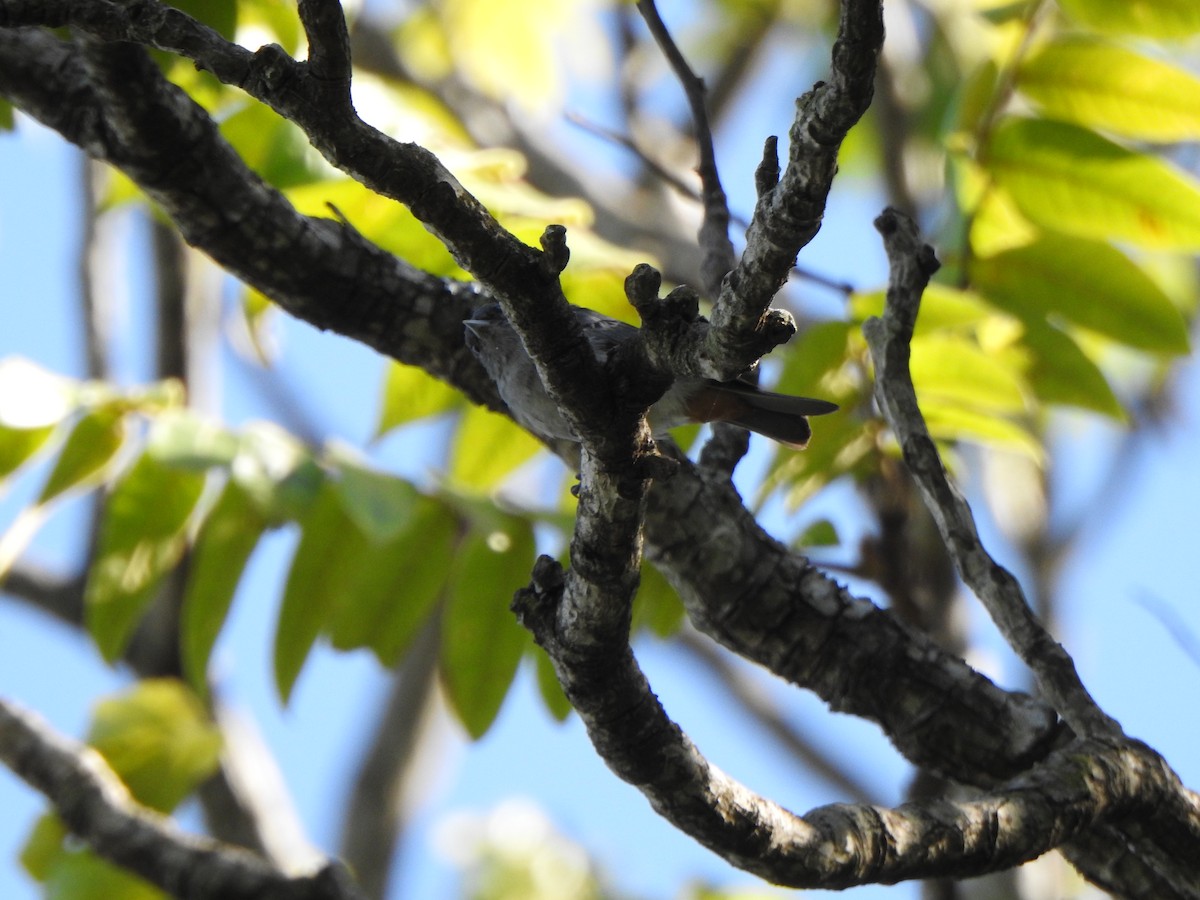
xmin=448 ymin=405 xmax=543 ymax=490
xmin=1018 ymin=38 xmax=1200 ymax=141
xmin=440 ymin=0 xmax=577 ymax=112
xmin=376 ymin=362 xmax=462 ymax=437
xmin=38 ymin=405 xmax=126 ymax=504
xmin=87 ymin=679 xmax=222 ymax=812
xmin=986 ymin=118 xmax=1200 ymax=250
xmin=971 ymin=233 xmax=1190 ymax=354
xmin=1057 ymin=0 xmax=1200 ymax=38
xmin=44 ymin=851 xmax=166 ymax=900
xmin=910 ymin=334 xmax=1030 ymax=414
xmin=921 ymin=404 xmax=1042 ymax=460
xmin=85 ymin=455 xmax=206 ymax=662
xmin=181 ymin=480 xmax=267 ymax=692
xmin=441 ymin=521 xmax=535 ymax=738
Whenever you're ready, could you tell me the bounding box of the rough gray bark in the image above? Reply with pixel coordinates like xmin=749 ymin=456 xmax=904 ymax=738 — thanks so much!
xmin=2 ymin=0 xmax=1199 ymax=897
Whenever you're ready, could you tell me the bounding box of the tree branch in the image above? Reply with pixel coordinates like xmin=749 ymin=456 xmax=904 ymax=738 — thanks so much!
xmin=0 ymin=697 xmax=364 ymax=900
xmin=862 ymin=208 xmax=1114 ymax=739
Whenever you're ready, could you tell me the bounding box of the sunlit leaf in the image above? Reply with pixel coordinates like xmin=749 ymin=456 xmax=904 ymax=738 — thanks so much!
xmin=146 ymin=410 xmax=240 ymax=470
xmin=273 ymin=481 xmax=368 ymax=702
xmin=440 ymin=0 xmax=577 ymax=112
xmin=87 ymin=679 xmax=222 ymax=812
xmin=441 ymin=520 xmax=535 ymax=738
xmin=448 ymin=405 xmax=543 ymax=490
xmin=1056 ymin=0 xmax=1200 ymax=38
xmin=0 ymin=423 xmax=55 ymax=483
xmin=376 ymin=362 xmax=462 ymax=437
xmin=986 ymin=118 xmax=1200 ymax=250
xmin=85 ymin=455 xmax=206 ymax=663
xmin=181 ymin=480 xmax=267 ymax=692
xmin=971 ymin=233 xmax=1190 ymax=354
xmin=37 ymin=405 xmax=126 ymax=504
xmin=1018 ymin=38 xmax=1200 ymax=141
xmin=920 ymin=404 xmax=1042 ymax=460
xmin=851 ymin=285 xmax=999 ymax=334
xmin=220 ymin=104 xmax=327 ymax=189
xmin=910 ymin=334 xmax=1030 ymax=414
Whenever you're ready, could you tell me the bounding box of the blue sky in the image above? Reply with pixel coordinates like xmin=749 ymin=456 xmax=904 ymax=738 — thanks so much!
xmin=3 ymin=45 xmax=1200 ymax=900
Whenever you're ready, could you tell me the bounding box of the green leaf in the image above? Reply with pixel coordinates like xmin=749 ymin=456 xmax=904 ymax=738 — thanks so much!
xmin=328 ymin=446 xmax=420 ymax=542
xmin=181 ymin=480 xmax=267 ymax=692
xmin=44 ymin=851 xmax=166 ymax=900
xmin=1056 ymin=0 xmax=1200 ymax=38
xmin=795 ymin=519 xmax=840 ymax=548
xmin=986 ymin=118 xmax=1200 ymax=250
xmin=327 ymin=496 xmax=458 ymax=665
xmin=273 ymin=481 xmax=369 ymax=702
xmin=19 ymin=814 xmax=66 ymax=881
xmin=37 ymin=405 xmax=126 ymax=504
xmin=1018 ymin=38 xmax=1200 ymax=141
xmin=441 ymin=520 xmax=535 ymax=738
xmin=169 ymin=0 xmax=237 ymax=39
xmin=448 ymin=405 xmax=543 ymax=490
xmin=376 ymin=362 xmax=462 ymax=437
xmin=87 ymin=679 xmax=222 ymax=812
xmin=774 ymin=320 xmax=854 ymax=399
xmin=232 ymin=422 xmax=325 ymax=524
xmin=85 ymin=455 xmax=206 ymax=663
xmin=631 ymin=562 xmax=685 ymax=638
xmin=971 ymin=233 xmax=1190 ymax=354
xmin=910 ymin=333 xmax=1030 ymax=414
xmin=534 ymin=649 xmax=572 ymax=722
xmin=220 ymin=104 xmax=325 ymax=190
xmin=1019 ymin=321 xmax=1124 ymax=418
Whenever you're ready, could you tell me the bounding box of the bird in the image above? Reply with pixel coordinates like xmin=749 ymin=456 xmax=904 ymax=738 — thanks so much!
xmin=464 ymin=303 xmax=837 ymax=448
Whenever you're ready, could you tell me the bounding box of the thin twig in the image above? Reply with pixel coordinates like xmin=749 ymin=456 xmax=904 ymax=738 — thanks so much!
xmin=862 ymin=208 xmax=1118 ymax=739
xmin=636 ymin=0 xmax=736 ymax=300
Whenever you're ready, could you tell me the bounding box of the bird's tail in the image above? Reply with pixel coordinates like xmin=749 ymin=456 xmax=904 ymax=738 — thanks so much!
xmin=688 ymin=380 xmax=838 ymax=449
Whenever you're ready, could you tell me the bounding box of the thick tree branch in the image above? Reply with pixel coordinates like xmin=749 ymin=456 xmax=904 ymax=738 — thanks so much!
xmin=0 ymin=697 xmax=363 ymax=900
xmin=519 ymin=553 xmax=1178 ymax=888
xmin=5 ymin=9 xmax=1199 ymax=896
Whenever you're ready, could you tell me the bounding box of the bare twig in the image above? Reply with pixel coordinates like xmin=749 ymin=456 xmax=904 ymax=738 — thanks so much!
xmin=636 ymin=0 xmax=736 ymax=301
xmin=0 ymin=697 xmax=364 ymax=900
xmin=862 ymin=208 xmax=1116 ymax=738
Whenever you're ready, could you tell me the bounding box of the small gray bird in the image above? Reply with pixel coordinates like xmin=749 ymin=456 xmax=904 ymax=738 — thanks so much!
xmin=464 ymin=303 xmax=837 ymax=448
